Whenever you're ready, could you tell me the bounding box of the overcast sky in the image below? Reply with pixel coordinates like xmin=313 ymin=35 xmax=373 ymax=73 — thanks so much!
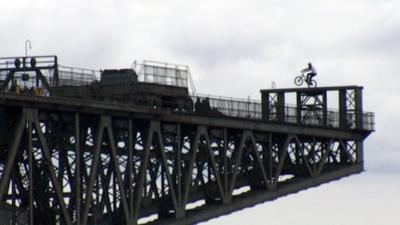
xmin=1 ymin=0 xmax=399 ymax=224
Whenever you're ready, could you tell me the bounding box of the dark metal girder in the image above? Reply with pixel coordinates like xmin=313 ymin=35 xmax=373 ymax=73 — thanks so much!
xmin=0 ymin=93 xmax=369 ymax=140
xmin=0 ymin=91 xmax=371 ymax=225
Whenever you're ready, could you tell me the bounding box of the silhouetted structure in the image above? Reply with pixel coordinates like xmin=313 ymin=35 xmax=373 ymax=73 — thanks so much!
xmin=0 ymin=55 xmax=374 ymax=225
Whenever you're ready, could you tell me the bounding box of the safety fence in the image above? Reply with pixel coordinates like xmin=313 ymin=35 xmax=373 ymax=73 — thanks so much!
xmin=57 ymin=61 xmax=190 ymax=89
xmin=136 ymin=60 xmax=189 ymax=88
xmin=57 ymin=65 xmax=99 ymax=86
xmin=190 ymin=94 xmax=375 ymax=131
xmin=192 ymin=94 xmax=262 ymax=119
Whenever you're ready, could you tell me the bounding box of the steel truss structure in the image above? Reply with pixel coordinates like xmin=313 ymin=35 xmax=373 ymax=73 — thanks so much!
xmin=0 ymin=91 xmax=372 ymax=225
xmin=0 ymin=55 xmax=374 ymax=225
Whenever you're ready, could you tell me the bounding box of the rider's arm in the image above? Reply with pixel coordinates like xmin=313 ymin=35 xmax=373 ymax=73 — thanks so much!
xmin=301 ymin=68 xmax=310 ymax=73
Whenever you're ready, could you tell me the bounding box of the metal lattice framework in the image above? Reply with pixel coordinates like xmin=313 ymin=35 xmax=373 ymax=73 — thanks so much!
xmin=0 ymin=55 xmax=374 ymax=225
xmin=0 ymin=92 xmax=371 ymax=225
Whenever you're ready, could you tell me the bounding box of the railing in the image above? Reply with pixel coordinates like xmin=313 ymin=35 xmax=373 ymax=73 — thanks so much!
xmin=56 ymin=61 xmax=191 ymax=89
xmin=0 ymin=71 xmax=8 ymax=81
xmin=361 ymin=112 xmax=375 ymax=131
xmin=273 ymin=106 xmax=375 ymax=130
xmin=57 ymin=65 xmax=99 ymax=86
xmin=0 ymin=55 xmax=56 ymax=70
xmin=192 ymin=94 xmax=262 ymax=119
xmin=191 ymin=94 xmax=375 ymax=131
xmin=135 ymin=60 xmax=189 ymax=88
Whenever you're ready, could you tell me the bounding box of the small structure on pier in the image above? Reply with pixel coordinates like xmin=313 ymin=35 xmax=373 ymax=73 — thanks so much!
xmin=261 ymin=86 xmax=374 ymax=131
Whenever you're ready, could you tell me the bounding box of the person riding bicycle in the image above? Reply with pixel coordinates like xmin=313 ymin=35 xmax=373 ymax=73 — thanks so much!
xmin=301 ymin=62 xmax=317 ymax=86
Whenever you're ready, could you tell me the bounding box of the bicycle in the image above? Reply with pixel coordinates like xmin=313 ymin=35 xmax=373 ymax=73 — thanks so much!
xmin=294 ymin=72 xmax=317 ymax=88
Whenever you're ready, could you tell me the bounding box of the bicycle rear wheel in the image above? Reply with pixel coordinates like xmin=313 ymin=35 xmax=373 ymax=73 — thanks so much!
xmin=294 ymin=76 xmax=303 ymax=86
xmin=309 ymin=80 xmax=317 ymax=88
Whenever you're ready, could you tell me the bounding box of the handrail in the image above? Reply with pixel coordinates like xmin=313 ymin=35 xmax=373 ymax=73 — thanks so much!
xmin=57 ymin=65 xmax=100 ymax=86
xmin=190 ymin=94 xmax=375 ymax=131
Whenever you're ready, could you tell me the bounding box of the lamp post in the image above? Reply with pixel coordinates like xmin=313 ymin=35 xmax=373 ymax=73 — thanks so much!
xmin=25 ymin=40 xmax=32 ymax=57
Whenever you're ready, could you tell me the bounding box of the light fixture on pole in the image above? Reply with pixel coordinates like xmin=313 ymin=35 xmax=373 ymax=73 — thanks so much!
xmin=25 ymin=40 xmax=32 ymax=57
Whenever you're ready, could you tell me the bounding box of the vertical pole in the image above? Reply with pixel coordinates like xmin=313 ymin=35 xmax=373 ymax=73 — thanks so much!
xmin=268 ymin=133 xmax=272 ymax=181
xmin=113 ymin=174 xmax=117 ymax=210
xmin=58 ymin=123 xmax=64 ymax=206
xmin=322 ymin=91 xmax=328 ymax=127
xmin=36 ymin=73 xmax=39 ymax=89
xmin=176 ymin=124 xmax=182 ymax=207
xmin=261 ymin=91 xmax=269 ymax=121
xmin=174 ymin=123 xmax=184 ymax=218
xmin=296 ymin=92 xmax=302 ymax=124
xmin=11 ymin=172 xmax=16 ymax=225
xmin=223 ymin=128 xmax=228 ymax=196
xmin=54 ymin=56 xmax=59 ymax=86
xmin=339 ymin=89 xmax=347 ymax=128
xmin=312 ymin=138 xmax=316 ymax=174
xmin=75 ymin=113 xmax=81 ymax=225
xmin=128 ymin=118 xmax=134 ymax=219
xmin=175 ymin=66 xmax=178 ymax=87
xmin=28 ymin=122 xmax=34 ymax=225
xmin=277 ymin=92 xmax=285 ymax=122
xmin=161 ymin=157 xmax=165 ymax=197
xmin=355 ymin=87 xmax=363 ymax=130
xmin=96 ymin=174 xmax=100 ymax=206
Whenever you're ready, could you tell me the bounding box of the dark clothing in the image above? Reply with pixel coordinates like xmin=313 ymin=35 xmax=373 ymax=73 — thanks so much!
xmin=307 ymin=72 xmax=316 ymax=85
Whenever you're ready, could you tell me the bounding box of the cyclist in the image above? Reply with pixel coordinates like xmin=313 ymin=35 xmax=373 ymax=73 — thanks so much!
xmin=301 ymin=62 xmax=317 ymax=86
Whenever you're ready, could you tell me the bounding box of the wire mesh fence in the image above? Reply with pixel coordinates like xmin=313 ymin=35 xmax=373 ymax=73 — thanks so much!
xmin=135 ymin=60 xmax=189 ymax=88
xmin=191 ymin=94 xmax=374 ymax=131
xmin=361 ymin=112 xmax=375 ymax=131
xmin=192 ymin=94 xmax=262 ymax=119
xmin=56 ymin=61 xmax=190 ymax=89
xmin=57 ymin=65 xmax=99 ymax=86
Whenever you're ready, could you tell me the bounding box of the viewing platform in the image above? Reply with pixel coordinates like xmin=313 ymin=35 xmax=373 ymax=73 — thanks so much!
xmin=260 ymin=86 xmax=374 ymax=131
xmin=0 ymin=56 xmax=374 ymax=132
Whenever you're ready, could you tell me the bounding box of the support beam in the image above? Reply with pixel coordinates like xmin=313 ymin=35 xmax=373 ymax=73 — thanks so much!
xmin=81 ymin=119 xmax=104 ymax=225
xmin=0 ymin=116 xmax=25 ymax=202
xmin=75 ymin=113 xmax=81 ymax=225
xmin=34 ymin=117 xmax=73 ymax=225
xmin=105 ymin=116 xmax=131 ymax=224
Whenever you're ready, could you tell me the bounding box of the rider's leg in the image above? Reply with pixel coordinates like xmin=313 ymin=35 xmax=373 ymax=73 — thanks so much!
xmin=306 ymin=73 xmax=311 ymax=85
xmin=309 ymin=73 xmax=316 ymax=84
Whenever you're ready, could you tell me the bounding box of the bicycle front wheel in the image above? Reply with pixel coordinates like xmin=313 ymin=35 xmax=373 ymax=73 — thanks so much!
xmin=294 ymin=76 xmax=303 ymax=86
